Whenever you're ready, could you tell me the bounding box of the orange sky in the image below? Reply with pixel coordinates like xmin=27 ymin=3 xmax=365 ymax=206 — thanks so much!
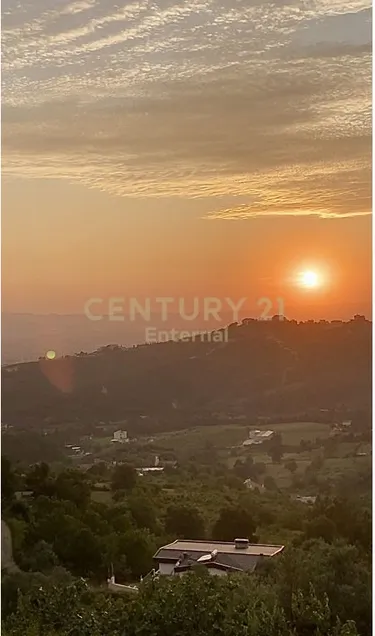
xmin=2 ymin=0 xmax=371 ymax=323
xmin=2 ymin=178 xmax=371 ymax=320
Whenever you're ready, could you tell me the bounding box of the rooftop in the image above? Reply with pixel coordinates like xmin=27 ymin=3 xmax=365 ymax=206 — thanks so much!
xmin=154 ymin=540 xmax=284 ymax=574
xmin=154 ymin=540 xmax=283 ymax=558
xmin=174 ymin=555 xmax=245 ymax=574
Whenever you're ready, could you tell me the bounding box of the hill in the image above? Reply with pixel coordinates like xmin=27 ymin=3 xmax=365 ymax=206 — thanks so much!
xmin=2 ymin=317 xmax=371 ymax=434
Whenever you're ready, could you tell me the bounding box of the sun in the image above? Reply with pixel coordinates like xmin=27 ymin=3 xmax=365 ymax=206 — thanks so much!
xmin=289 ymin=263 xmax=331 ymax=292
xmin=298 ymin=270 xmax=320 ymax=289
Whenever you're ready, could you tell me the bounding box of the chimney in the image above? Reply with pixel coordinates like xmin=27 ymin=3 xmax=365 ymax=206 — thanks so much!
xmin=234 ymin=538 xmax=249 ymax=549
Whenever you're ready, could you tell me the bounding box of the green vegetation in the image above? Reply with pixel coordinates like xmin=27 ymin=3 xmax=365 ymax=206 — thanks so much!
xmin=1 ymin=319 xmax=371 ymax=634
xmin=3 ymin=415 xmax=370 ymax=496
xmin=2 ymin=318 xmax=371 ymax=434
xmin=2 ymin=546 xmax=369 ymax=636
xmin=2 ymin=448 xmax=371 ymax=635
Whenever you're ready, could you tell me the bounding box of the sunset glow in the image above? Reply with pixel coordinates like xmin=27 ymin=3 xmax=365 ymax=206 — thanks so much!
xmin=1 ymin=0 xmax=371 ymax=340
xmin=0 ymin=1 xmax=371 ymax=624
xmin=298 ymin=270 xmax=321 ymax=289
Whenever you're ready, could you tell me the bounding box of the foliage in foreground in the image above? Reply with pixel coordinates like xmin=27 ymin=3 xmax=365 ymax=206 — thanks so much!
xmin=1 ymin=453 xmax=371 ymax=636
xmin=2 ymin=570 xmax=364 ymax=636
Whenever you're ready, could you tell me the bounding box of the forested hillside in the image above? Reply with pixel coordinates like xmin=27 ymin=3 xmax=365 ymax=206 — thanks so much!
xmin=1 ymin=456 xmax=371 ymax=636
xmin=2 ymin=317 xmax=371 ymax=432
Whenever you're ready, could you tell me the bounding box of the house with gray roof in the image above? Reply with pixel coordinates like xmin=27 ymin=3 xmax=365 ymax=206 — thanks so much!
xmin=153 ymin=538 xmax=284 ymax=577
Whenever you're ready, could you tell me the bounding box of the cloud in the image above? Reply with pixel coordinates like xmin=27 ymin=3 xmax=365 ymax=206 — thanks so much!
xmin=2 ymin=0 xmax=371 ymax=217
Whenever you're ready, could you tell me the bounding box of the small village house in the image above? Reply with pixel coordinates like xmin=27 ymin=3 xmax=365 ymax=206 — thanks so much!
xmin=153 ymin=539 xmax=284 ymax=577
xmin=111 ymin=430 xmax=129 ymax=443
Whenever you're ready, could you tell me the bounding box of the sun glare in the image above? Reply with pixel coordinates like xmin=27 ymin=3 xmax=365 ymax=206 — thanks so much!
xmin=298 ymin=270 xmax=320 ymax=289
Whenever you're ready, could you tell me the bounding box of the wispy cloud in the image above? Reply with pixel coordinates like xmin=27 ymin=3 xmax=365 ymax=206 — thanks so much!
xmin=2 ymin=0 xmax=371 ymax=217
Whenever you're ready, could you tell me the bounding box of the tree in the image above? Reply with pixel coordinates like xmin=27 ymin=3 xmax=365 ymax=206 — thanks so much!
xmin=111 ymin=463 xmax=137 ymax=492
xmin=21 ymin=540 xmax=59 ymax=574
xmin=118 ymin=528 xmax=156 ymax=579
xmin=2 ymin=456 xmax=16 ymax=504
xmin=71 ymin=527 xmax=102 ymax=576
xmin=253 ymin=462 xmax=267 ymax=476
xmin=284 ymin=459 xmax=297 ymax=475
xmin=233 ymin=456 xmax=255 ymax=480
xmin=1 ymin=571 xmax=48 ymax=621
xmin=211 ymin=506 xmax=258 ymax=542
xmin=54 ymin=470 xmax=91 ymax=508
xmin=292 ymin=584 xmax=360 ymax=636
xmin=267 ymin=433 xmax=283 ymax=464
xmin=267 ymin=540 xmax=370 ymax=636
xmin=304 ymin=516 xmax=337 ymax=543
xmin=233 ymin=459 xmax=247 ymax=479
xmin=310 ymin=455 xmax=324 ymax=471
xmin=270 ymin=446 xmax=283 ymax=463
xmin=264 ymin=476 xmax=278 ymax=491
xmin=353 ymin=314 xmax=366 ymax=322
xmin=128 ymin=494 xmax=157 ymax=532
xmin=2 ymin=432 xmax=63 ymax=466
xmin=323 ymin=437 xmax=338 ymax=458
xmin=311 ymin=496 xmax=371 ymax=551
xmin=2 ymin=569 xmax=363 ymax=636
xmin=165 ymin=505 xmax=206 ymax=540
xmin=86 ymin=462 xmax=109 ymax=479
xmin=25 ymin=463 xmax=55 ymax=498
xmin=219 ymin=474 xmax=244 ymax=490
xmin=58 ymin=526 xmax=102 ymax=577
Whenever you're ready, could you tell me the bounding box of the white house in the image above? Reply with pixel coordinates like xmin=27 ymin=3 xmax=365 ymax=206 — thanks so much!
xmin=112 ymin=430 xmax=129 ymax=443
xmin=293 ymin=495 xmax=317 ymax=505
xmin=153 ymin=539 xmax=284 ymax=577
xmin=136 ymin=456 xmax=164 ymax=475
xmin=243 ymin=430 xmax=274 ymax=446
xmin=136 ymin=467 xmax=164 ymax=476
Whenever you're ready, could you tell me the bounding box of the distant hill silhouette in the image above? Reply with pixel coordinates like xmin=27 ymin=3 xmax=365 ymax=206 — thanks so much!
xmin=2 ymin=317 xmax=371 ymax=432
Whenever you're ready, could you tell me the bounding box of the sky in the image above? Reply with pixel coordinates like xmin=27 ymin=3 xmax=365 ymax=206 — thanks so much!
xmin=2 ymin=0 xmax=372 ymax=321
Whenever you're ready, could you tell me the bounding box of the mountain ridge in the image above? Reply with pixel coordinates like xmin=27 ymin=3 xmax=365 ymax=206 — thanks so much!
xmin=2 ymin=317 xmax=371 ymax=432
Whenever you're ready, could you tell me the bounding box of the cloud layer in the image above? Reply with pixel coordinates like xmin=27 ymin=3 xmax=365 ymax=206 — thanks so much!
xmin=2 ymin=0 xmax=372 ymax=216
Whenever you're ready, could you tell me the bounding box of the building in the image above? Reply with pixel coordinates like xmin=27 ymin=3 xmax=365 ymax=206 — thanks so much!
xmin=111 ymin=430 xmax=129 ymax=443
xmin=66 ymin=446 xmax=84 ymax=457
xmin=136 ymin=467 xmax=164 ymax=476
xmin=244 ymin=478 xmax=265 ymax=492
xmin=243 ymin=429 xmax=274 ymax=446
xmin=136 ymin=456 xmax=164 ymax=475
xmin=331 ymin=420 xmax=353 ymax=436
xmin=292 ymin=495 xmax=317 ymax=505
xmin=153 ymin=539 xmax=284 ymax=577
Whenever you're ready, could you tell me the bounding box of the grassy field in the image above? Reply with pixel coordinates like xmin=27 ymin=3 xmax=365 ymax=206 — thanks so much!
xmin=269 ymin=421 xmax=331 ymax=445
xmin=87 ymin=421 xmax=370 ymax=496
xmin=152 ymin=424 xmax=248 ymax=451
xmin=151 ymin=421 xmax=331 ymax=453
xmin=320 ymin=455 xmax=371 ymax=478
xmin=83 ymin=421 xmax=333 ymax=467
